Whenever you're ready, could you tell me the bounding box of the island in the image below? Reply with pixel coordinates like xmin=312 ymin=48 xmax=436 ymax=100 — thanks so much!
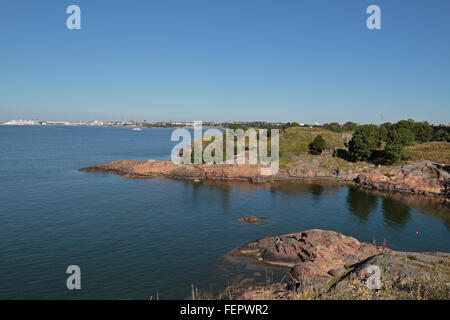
xmin=79 ymin=121 xmax=450 ymax=200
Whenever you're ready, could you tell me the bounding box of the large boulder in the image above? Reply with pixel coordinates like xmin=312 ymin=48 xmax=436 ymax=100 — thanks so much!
xmin=167 ymin=165 xmax=206 ymax=179
xmin=355 ymin=161 xmax=447 ymax=197
xmin=227 ymin=249 xmax=450 ymax=300
xmin=336 ymin=169 xmax=360 ymax=181
xmin=230 ymin=229 xmax=380 ymax=285
xmin=132 ymin=160 xmax=179 ymax=175
xmin=199 ymin=163 xmax=263 ymax=180
xmin=78 ymin=160 xmax=146 ymax=176
xmin=288 ymin=163 xmax=334 ymax=178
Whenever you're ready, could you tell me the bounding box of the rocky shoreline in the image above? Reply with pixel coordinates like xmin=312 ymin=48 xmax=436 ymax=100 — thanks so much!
xmin=79 ymin=158 xmax=450 ymax=199
xmin=226 ymin=229 xmax=450 ymax=300
xmin=78 ymin=159 xmax=450 ymax=299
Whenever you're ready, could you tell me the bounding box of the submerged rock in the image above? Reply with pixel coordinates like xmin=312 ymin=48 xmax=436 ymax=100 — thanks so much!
xmin=238 ymin=216 xmax=268 ymax=224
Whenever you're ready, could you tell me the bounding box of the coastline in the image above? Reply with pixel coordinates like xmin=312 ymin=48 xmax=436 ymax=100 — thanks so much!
xmin=223 ymin=229 xmax=450 ymax=300
xmin=78 ymin=154 xmax=450 ymax=299
xmin=79 ymin=157 xmax=450 ymax=201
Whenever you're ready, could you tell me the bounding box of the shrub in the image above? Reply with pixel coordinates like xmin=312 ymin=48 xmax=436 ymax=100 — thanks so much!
xmin=380 ymin=122 xmax=392 ymax=131
xmin=323 ymin=122 xmax=342 ymax=133
xmin=388 ymin=127 xmax=415 ymax=146
xmin=348 ymin=125 xmax=381 ymax=161
xmin=384 ymin=141 xmax=404 ymax=165
xmin=432 ymin=128 xmax=449 ymax=142
xmin=378 ymin=126 xmax=389 ymax=142
xmin=227 ymin=123 xmax=248 ymax=131
xmin=309 ymin=135 xmax=326 ymax=155
xmin=390 ymin=120 xmax=416 ymax=146
xmin=414 ymin=121 xmax=433 ymax=143
xmin=342 ymin=121 xmax=358 ymax=132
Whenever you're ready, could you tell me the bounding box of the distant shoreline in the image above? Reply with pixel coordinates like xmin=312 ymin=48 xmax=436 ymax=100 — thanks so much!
xmin=79 ymin=157 xmax=450 ymax=201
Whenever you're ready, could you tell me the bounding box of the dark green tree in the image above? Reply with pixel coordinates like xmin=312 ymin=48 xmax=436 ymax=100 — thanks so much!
xmin=342 ymin=121 xmax=358 ymax=132
xmin=377 ymin=127 xmax=388 ymax=142
xmin=380 ymin=122 xmax=393 ymax=131
xmin=388 ymin=127 xmax=415 ymax=146
xmin=378 ymin=122 xmax=392 ymax=142
xmin=323 ymin=122 xmax=342 ymax=133
xmin=348 ymin=125 xmax=381 ymax=161
xmin=227 ymin=123 xmax=248 ymax=130
xmin=391 ymin=119 xmax=416 ymax=145
xmin=309 ymin=135 xmax=326 ymax=155
xmin=384 ymin=140 xmax=404 ymax=165
xmin=432 ymin=128 xmax=449 ymax=142
xmin=414 ymin=121 xmax=432 ymax=143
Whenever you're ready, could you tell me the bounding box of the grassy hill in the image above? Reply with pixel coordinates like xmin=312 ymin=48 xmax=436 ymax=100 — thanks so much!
xmin=192 ymin=126 xmax=450 ymax=165
xmin=279 ymin=127 xmax=347 ymax=157
xmin=405 ymin=142 xmax=450 ymax=164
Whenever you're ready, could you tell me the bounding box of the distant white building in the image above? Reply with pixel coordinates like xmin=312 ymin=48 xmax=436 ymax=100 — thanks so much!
xmin=90 ymin=120 xmax=104 ymax=126
xmin=2 ymin=120 xmax=41 ymax=126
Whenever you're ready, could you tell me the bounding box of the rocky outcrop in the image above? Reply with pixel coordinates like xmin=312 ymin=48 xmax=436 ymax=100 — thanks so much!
xmin=229 ymin=229 xmax=380 ymax=286
xmin=79 ymin=160 xmax=147 ymax=177
xmin=80 ymin=160 xmax=268 ymax=180
xmin=287 ymin=162 xmax=334 ymax=178
xmin=336 ymin=169 xmax=360 ymax=181
xmin=227 ymin=230 xmax=450 ymax=300
xmin=334 ymin=250 xmax=450 ymax=291
xmin=79 ymin=159 xmax=449 ymax=198
xmin=355 ymin=161 xmax=448 ymax=197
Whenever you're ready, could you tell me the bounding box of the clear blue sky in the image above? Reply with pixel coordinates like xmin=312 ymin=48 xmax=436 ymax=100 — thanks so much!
xmin=1 ymin=0 xmax=449 ymax=124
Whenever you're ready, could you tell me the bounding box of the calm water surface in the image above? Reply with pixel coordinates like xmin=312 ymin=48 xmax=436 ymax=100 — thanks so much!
xmin=0 ymin=126 xmax=449 ymax=299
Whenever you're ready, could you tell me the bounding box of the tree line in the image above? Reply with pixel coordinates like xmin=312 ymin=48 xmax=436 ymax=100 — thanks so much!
xmin=347 ymin=120 xmax=448 ymax=164
xmin=309 ymin=119 xmax=448 ymax=164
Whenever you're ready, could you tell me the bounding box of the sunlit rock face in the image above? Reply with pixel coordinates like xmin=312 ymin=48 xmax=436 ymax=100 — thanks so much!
xmin=79 ymin=159 xmax=449 ymax=198
xmin=230 ymin=229 xmax=380 ymax=285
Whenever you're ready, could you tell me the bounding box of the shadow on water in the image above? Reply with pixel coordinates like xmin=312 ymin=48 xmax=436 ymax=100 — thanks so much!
xmin=181 ymin=179 xmax=449 ymax=229
xmin=360 ymin=188 xmax=450 ymax=230
xmin=382 ymin=197 xmax=411 ymax=228
xmin=310 ymin=184 xmax=324 ymax=202
xmin=207 ymin=255 xmax=291 ymax=298
xmin=346 ymin=187 xmax=379 ymax=221
xmin=269 ymin=180 xmax=340 ymax=200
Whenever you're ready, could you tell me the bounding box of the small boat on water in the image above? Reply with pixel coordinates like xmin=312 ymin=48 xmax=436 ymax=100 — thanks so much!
xmin=132 ymin=127 xmax=142 ymax=131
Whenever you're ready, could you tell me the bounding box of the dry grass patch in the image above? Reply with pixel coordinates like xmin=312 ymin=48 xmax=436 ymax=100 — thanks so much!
xmin=279 ymin=127 xmax=346 ymax=157
xmin=405 ymin=142 xmax=450 ymax=164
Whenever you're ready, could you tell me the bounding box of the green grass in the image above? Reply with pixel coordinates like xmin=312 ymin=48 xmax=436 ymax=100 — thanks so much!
xmin=405 ymin=142 xmax=450 ymax=164
xmin=187 ymin=126 xmax=347 ymax=160
xmin=279 ymin=127 xmax=347 ymax=157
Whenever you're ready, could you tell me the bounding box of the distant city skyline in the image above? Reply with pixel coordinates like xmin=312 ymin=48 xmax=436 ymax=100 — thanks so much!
xmin=1 ymin=0 xmax=449 ymax=124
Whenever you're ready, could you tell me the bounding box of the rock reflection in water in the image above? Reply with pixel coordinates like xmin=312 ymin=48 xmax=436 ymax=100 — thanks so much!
xmin=382 ymin=197 xmax=412 ymax=228
xmin=347 ymin=187 xmax=379 ymax=221
xmin=208 ymin=255 xmax=291 ymax=297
